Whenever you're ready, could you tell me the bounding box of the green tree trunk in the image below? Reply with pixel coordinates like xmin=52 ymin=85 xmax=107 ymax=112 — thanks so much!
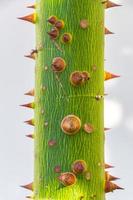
xmin=34 ymin=0 xmax=105 ymax=199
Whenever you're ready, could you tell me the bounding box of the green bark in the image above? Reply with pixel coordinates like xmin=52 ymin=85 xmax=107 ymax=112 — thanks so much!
xmin=34 ymin=0 xmax=105 ymax=199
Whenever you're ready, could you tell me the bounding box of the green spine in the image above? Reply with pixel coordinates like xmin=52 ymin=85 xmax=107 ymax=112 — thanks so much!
xmin=34 ymin=0 xmax=105 ymax=199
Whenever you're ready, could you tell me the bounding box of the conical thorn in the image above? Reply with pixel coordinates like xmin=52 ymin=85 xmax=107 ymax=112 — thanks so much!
xmin=27 ymin=4 xmax=36 ymax=9
xmin=26 ymin=196 xmax=32 ymax=199
xmin=105 ymin=172 xmax=120 ymax=181
xmin=25 ymin=49 xmax=38 ymax=60
xmin=24 ymin=54 xmax=35 ymax=60
xmin=21 ymin=182 xmax=33 ymax=191
xmin=26 ymin=134 xmax=34 ymax=139
xmin=24 ymin=119 xmax=35 ymax=126
xmin=104 ymin=128 xmax=111 ymax=131
xmin=105 ymin=181 xmax=124 ymax=193
xmin=105 ymin=71 xmax=120 ymax=81
xmin=24 ymin=89 xmax=34 ymax=96
xmin=105 ymin=27 xmax=114 ymax=35
xmin=20 ymin=102 xmax=35 ymax=109
xmin=18 ymin=13 xmax=36 ymax=24
xmin=116 ymin=185 xmax=124 ymax=190
xmin=105 ymin=163 xmax=114 ymax=169
xmin=106 ymin=1 xmax=122 ymax=9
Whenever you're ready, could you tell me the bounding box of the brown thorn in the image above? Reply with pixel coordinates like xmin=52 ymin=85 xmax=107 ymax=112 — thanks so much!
xmin=20 ymin=102 xmax=35 ymax=109
xmin=106 ymin=1 xmax=122 ymax=9
xmin=105 ymin=181 xmax=124 ymax=193
xmin=24 ymin=119 xmax=34 ymax=126
xmin=24 ymin=54 xmax=35 ymax=60
xmin=21 ymin=182 xmax=33 ymax=191
xmin=26 ymin=196 xmax=32 ymax=199
xmin=26 ymin=134 xmax=34 ymax=139
xmin=105 ymin=27 xmax=114 ymax=35
xmin=104 ymin=128 xmax=111 ymax=131
xmin=105 ymin=163 xmax=114 ymax=169
xmin=27 ymin=4 xmax=36 ymax=9
xmin=26 ymin=196 xmax=33 ymax=199
xmin=105 ymin=172 xmax=120 ymax=181
xmin=24 ymin=89 xmax=34 ymax=96
xmin=18 ymin=13 xmax=36 ymax=24
xmin=24 ymin=49 xmax=38 ymax=60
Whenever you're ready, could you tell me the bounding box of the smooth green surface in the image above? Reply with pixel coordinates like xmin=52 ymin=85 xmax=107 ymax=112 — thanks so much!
xmin=35 ymin=0 xmax=105 ymax=199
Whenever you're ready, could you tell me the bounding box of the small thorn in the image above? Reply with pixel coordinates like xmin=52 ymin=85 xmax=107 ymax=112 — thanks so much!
xmin=105 ymin=27 xmax=114 ymax=35
xmin=20 ymin=102 xmax=35 ymax=109
xmin=24 ymin=119 xmax=35 ymax=126
xmin=24 ymin=89 xmax=34 ymax=96
xmin=105 ymin=71 xmax=120 ymax=81
xmin=26 ymin=134 xmax=34 ymax=139
xmin=26 ymin=196 xmax=32 ymax=199
xmin=21 ymin=182 xmax=33 ymax=191
xmin=105 ymin=172 xmax=120 ymax=181
xmin=105 ymin=163 xmax=114 ymax=169
xmin=24 ymin=49 xmax=38 ymax=60
xmin=24 ymin=53 xmax=36 ymax=60
xmin=104 ymin=128 xmax=111 ymax=131
xmin=106 ymin=1 xmax=122 ymax=9
xmin=105 ymin=181 xmax=124 ymax=193
xmin=18 ymin=13 xmax=36 ymax=24
xmin=27 ymin=4 xmax=36 ymax=9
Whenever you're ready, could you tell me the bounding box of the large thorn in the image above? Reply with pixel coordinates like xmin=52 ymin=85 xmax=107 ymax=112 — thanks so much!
xmin=24 ymin=89 xmax=34 ymax=96
xmin=105 ymin=172 xmax=120 ymax=181
xmin=105 ymin=163 xmax=114 ymax=169
xmin=106 ymin=1 xmax=122 ymax=9
xmin=105 ymin=27 xmax=114 ymax=35
xmin=24 ymin=119 xmax=35 ymax=126
xmin=26 ymin=134 xmax=34 ymax=139
xmin=20 ymin=102 xmax=35 ymax=109
xmin=21 ymin=182 xmax=33 ymax=191
xmin=105 ymin=71 xmax=120 ymax=81
xmin=27 ymin=4 xmax=36 ymax=9
xmin=105 ymin=181 xmax=124 ymax=193
xmin=18 ymin=13 xmax=36 ymax=24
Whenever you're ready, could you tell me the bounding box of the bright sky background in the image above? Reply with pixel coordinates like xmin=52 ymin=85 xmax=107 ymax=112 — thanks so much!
xmin=0 ymin=0 xmax=133 ymax=200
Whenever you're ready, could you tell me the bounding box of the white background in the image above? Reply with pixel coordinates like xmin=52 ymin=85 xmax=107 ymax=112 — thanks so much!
xmin=0 ymin=0 xmax=133 ymax=200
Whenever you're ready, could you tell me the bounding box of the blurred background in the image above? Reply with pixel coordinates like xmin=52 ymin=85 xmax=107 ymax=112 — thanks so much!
xmin=0 ymin=0 xmax=132 ymax=199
